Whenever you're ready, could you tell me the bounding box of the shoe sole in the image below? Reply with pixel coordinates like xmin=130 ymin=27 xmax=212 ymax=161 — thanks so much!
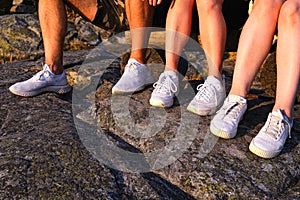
xmin=112 ymin=84 xmax=150 ymax=95
xmin=187 ymin=105 xmax=218 ymax=116
xmin=112 ymin=79 xmax=155 ymax=95
xmin=209 ymin=123 xmax=236 ymax=139
xmin=9 ymin=85 xmax=72 ymax=97
xmin=249 ymin=141 xmax=281 ymax=159
xmin=149 ymin=98 xmax=173 ymax=108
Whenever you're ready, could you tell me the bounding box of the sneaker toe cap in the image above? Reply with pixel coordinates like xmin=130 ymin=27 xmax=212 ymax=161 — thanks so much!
xmin=9 ymin=82 xmax=24 ymax=93
xmin=211 ymin=118 xmax=236 ymax=133
xmin=112 ymin=77 xmax=153 ymax=94
xmin=149 ymin=94 xmax=173 ymax=107
xmin=251 ymin=137 xmax=282 ymax=152
xmin=112 ymin=83 xmax=138 ymax=94
xmin=9 ymin=81 xmax=37 ymax=92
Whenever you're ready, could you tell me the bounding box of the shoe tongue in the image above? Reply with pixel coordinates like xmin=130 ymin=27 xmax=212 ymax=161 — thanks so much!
xmin=271 ymin=109 xmax=287 ymax=122
xmin=163 ymin=70 xmax=178 ymax=84
xmin=127 ymin=58 xmax=145 ymax=67
xmin=164 ymin=70 xmax=177 ymax=78
xmin=43 ymin=64 xmax=55 ymax=75
xmin=228 ymin=94 xmax=246 ymax=103
xmin=206 ymin=75 xmax=221 ymax=85
xmin=271 ymin=109 xmax=294 ymax=128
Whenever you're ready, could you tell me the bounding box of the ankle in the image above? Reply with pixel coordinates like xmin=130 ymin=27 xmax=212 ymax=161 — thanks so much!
xmin=228 ymin=90 xmax=247 ymax=99
xmin=272 ymin=108 xmax=293 ymax=121
xmin=130 ymin=57 xmax=145 ymax=64
xmin=164 ymin=69 xmax=178 ymax=79
xmin=208 ymin=72 xmax=222 ymax=80
xmin=130 ymin=50 xmax=147 ymax=64
xmin=164 ymin=68 xmax=177 ymax=73
xmin=47 ymin=64 xmax=63 ymax=75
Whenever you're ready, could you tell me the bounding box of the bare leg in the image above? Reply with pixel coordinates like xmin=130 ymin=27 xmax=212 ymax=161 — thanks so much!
xmin=165 ymin=0 xmax=194 ymax=72
xmin=229 ymin=0 xmax=285 ymax=97
xmin=125 ymin=0 xmax=155 ymax=64
xmin=196 ymin=0 xmax=226 ymax=79
xmin=66 ymin=0 xmax=97 ymax=21
xmin=273 ymin=0 xmax=300 ymax=119
xmin=38 ymin=0 xmax=97 ymax=75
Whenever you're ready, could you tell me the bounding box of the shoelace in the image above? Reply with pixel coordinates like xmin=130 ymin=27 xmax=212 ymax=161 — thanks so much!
xmin=264 ymin=113 xmax=292 ymax=141
xmin=125 ymin=62 xmax=141 ymax=75
xmin=195 ymin=82 xmax=217 ymax=105
xmin=34 ymin=65 xmax=51 ymax=80
xmin=219 ymin=101 xmax=243 ymax=120
xmin=127 ymin=62 xmax=137 ymax=70
xmin=153 ymin=74 xmax=177 ymax=95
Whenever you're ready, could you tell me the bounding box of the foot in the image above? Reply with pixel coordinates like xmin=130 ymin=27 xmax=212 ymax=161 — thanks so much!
xmin=187 ymin=75 xmax=226 ymax=116
xmin=149 ymin=71 xmax=179 ymax=108
xmin=9 ymin=64 xmax=71 ymax=97
xmin=112 ymin=59 xmax=155 ymax=94
xmin=249 ymin=109 xmax=293 ymax=159
xmin=210 ymin=94 xmax=247 ymax=139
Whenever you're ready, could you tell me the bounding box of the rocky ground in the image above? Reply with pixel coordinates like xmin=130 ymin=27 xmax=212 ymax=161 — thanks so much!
xmin=0 ymin=45 xmax=299 ymax=199
xmin=0 ymin=6 xmax=299 ymax=200
xmin=0 ymin=13 xmax=111 ymax=64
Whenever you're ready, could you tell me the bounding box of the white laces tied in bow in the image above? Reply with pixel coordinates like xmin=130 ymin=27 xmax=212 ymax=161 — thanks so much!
xmin=153 ymin=74 xmax=177 ymax=95
xmin=34 ymin=65 xmax=51 ymax=80
xmin=124 ymin=61 xmax=143 ymax=76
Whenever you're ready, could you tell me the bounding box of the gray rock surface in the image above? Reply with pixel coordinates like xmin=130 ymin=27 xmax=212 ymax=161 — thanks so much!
xmin=0 ymin=14 xmax=42 ymax=57
xmin=0 ymin=13 xmax=111 ymax=63
xmin=10 ymin=0 xmax=36 ymax=14
xmin=0 ymin=49 xmax=299 ymax=199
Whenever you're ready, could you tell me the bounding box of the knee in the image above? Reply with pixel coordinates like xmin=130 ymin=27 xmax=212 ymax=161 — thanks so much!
xmin=279 ymin=1 xmax=300 ymax=25
xmin=252 ymin=0 xmax=284 ymax=17
xmin=197 ymin=0 xmax=223 ymax=13
xmin=171 ymin=0 xmax=194 ymax=12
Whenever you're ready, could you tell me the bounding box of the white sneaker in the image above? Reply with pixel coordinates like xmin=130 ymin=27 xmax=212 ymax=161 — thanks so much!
xmin=149 ymin=71 xmax=179 ymax=108
xmin=210 ymin=94 xmax=247 ymax=139
xmin=187 ymin=75 xmax=226 ymax=116
xmin=9 ymin=64 xmax=71 ymax=97
xmin=112 ymin=58 xmax=155 ymax=94
xmin=249 ymin=109 xmax=293 ymax=159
